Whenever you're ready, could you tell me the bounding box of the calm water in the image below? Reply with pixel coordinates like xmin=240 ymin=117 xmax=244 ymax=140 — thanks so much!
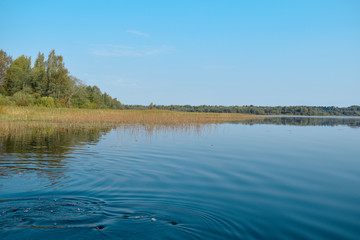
xmin=1 ymin=118 xmax=360 ymax=239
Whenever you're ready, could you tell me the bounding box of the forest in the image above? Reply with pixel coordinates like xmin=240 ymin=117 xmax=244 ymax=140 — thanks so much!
xmin=141 ymin=104 xmax=360 ymax=116
xmin=1 ymin=49 xmax=359 ymax=116
xmin=0 ymin=49 xmax=123 ymax=109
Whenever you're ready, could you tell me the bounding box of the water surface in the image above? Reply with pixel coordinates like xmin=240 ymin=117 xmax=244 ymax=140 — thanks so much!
xmin=1 ymin=118 xmax=360 ymax=239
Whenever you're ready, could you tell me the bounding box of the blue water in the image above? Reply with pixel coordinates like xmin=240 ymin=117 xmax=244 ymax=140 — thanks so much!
xmin=1 ymin=119 xmax=360 ymax=239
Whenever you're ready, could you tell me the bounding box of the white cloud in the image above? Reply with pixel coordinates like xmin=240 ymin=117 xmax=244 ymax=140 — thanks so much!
xmin=92 ymin=45 xmax=174 ymax=57
xmin=127 ymin=30 xmax=150 ymax=37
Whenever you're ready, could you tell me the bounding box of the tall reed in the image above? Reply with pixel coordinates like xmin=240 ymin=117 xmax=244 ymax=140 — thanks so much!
xmin=0 ymin=106 xmax=264 ymax=136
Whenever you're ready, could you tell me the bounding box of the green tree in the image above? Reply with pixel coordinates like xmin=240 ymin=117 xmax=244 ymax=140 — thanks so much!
xmin=3 ymin=55 xmax=32 ymax=95
xmin=149 ymin=102 xmax=154 ymax=110
xmin=31 ymin=52 xmax=48 ymax=96
xmin=66 ymin=76 xmax=84 ymax=107
xmin=70 ymin=84 xmax=89 ymax=108
xmin=0 ymin=50 xmax=13 ymax=94
xmin=46 ymin=50 xmax=70 ymax=99
xmin=86 ymin=85 xmax=104 ymax=108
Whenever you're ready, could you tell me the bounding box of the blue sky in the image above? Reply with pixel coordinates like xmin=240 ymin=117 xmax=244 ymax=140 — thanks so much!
xmin=1 ymin=0 xmax=359 ymax=106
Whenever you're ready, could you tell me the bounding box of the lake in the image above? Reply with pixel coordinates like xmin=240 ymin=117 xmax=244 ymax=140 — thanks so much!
xmin=1 ymin=117 xmax=360 ymax=239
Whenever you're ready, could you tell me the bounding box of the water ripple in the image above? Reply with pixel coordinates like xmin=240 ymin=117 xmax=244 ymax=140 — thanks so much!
xmin=0 ymin=194 xmax=246 ymax=239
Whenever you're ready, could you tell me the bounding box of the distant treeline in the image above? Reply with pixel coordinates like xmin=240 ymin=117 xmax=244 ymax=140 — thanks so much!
xmin=240 ymin=117 xmax=360 ymax=128
xmin=0 ymin=49 xmax=123 ymax=109
xmin=125 ymin=104 xmax=360 ymax=116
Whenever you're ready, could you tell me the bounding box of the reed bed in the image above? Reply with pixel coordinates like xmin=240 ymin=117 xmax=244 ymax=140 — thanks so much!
xmin=0 ymin=106 xmax=264 ymax=136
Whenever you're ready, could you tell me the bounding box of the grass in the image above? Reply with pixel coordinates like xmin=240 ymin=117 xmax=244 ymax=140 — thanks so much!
xmin=0 ymin=106 xmax=264 ymax=135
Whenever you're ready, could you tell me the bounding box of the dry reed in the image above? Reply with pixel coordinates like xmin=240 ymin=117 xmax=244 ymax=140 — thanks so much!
xmin=0 ymin=106 xmax=264 ymax=136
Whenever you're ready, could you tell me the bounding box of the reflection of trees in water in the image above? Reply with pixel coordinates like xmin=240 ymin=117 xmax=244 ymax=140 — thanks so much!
xmin=0 ymin=126 xmax=114 ymax=181
xmin=0 ymin=124 xmax=214 ymax=182
xmin=235 ymin=117 xmax=360 ymax=128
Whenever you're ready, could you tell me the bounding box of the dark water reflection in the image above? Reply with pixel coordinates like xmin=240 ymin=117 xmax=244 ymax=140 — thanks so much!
xmin=241 ymin=116 xmax=360 ymax=128
xmin=0 ymin=126 xmax=113 ymax=182
xmin=0 ymin=118 xmax=360 ymax=239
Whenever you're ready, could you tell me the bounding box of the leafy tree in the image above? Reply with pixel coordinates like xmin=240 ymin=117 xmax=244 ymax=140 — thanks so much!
xmin=111 ymin=98 xmax=123 ymax=109
xmin=65 ymin=76 xmax=84 ymax=107
xmin=149 ymin=102 xmax=154 ymax=110
xmin=0 ymin=50 xmax=13 ymax=93
xmin=32 ymin=52 xmax=48 ymax=96
xmin=46 ymin=50 xmax=70 ymax=99
xmin=3 ymin=55 xmax=31 ymax=95
xmin=86 ymin=85 xmax=104 ymax=108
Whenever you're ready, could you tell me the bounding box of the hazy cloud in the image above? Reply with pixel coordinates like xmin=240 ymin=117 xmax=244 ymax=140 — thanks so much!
xmin=115 ymin=78 xmax=138 ymax=88
xmin=127 ymin=30 xmax=150 ymax=37
xmin=92 ymin=45 xmax=174 ymax=57
xmin=203 ymin=65 xmax=235 ymax=70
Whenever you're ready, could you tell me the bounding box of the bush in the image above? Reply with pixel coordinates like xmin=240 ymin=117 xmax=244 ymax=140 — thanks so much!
xmin=32 ymin=93 xmax=41 ymax=100
xmin=0 ymin=105 xmax=5 ymax=114
xmin=38 ymin=97 xmax=55 ymax=108
xmin=82 ymin=102 xmax=98 ymax=109
xmin=71 ymin=98 xmax=90 ymax=108
xmin=12 ymin=91 xmax=35 ymax=106
xmin=0 ymin=94 xmax=12 ymax=105
xmin=55 ymin=98 xmax=68 ymax=108
xmin=0 ymin=95 xmax=15 ymax=111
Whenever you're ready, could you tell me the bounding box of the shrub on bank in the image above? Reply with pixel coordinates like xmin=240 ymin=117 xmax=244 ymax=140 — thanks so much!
xmin=0 ymin=94 xmax=14 ymax=106
xmin=38 ymin=97 xmax=55 ymax=108
xmin=70 ymin=98 xmax=91 ymax=108
xmin=12 ymin=92 xmax=35 ymax=106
